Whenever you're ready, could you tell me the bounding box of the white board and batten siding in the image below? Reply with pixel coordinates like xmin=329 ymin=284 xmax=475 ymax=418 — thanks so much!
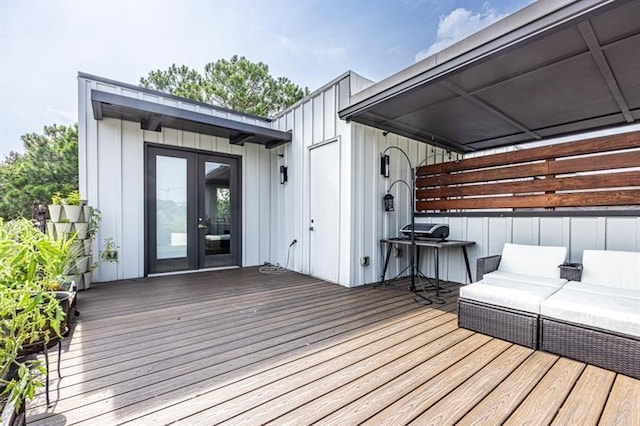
xmin=78 ymin=76 xmax=273 ymax=282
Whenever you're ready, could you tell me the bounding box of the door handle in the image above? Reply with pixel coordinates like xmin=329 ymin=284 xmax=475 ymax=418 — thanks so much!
xmin=309 ymin=226 xmax=314 ymax=231
xmin=198 ymin=224 xmax=207 ymax=229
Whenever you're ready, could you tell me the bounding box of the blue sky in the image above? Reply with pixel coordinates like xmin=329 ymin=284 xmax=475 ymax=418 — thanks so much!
xmin=0 ymin=0 xmax=532 ymax=157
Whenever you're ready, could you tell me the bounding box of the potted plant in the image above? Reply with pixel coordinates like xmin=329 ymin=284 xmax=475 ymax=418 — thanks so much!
xmin=101 ymin=237 xmax=119 ymax=262
xmin=47 ymin=192 xmax=63 ymax=223
xmin=62 ymin=190 xmax=82 ymax=223
xmin=1 ymin=218 xmax=79 ymax=420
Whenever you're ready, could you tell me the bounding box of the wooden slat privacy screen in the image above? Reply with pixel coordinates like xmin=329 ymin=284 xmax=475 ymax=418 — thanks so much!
xmin=415 ymin=132 xmax=640 ymax=211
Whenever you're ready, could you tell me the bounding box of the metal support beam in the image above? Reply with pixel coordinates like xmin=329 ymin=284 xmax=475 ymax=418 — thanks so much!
xmin=230 ymin=133 xmax=253 ymax=146
xmin=440 ymin=80 xmax=542 ymax=140
xmin=142 ymin=114 xmax=162 ymax=132
xmin=578 ymin=20 xmax=634 ymax=123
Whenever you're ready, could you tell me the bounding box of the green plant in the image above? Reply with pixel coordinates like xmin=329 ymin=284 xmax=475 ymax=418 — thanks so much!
xmin=51 ymin=192 xmax=63 ymax=205
xmin=88 ymin=208 xmax=101 ymax=239
xmin=65 ymin=190 xmax=81 ymax=206
xmin=59 ymin=219 xmax=70 ymax=224
xmin=0 ymin=218 xmax=79 ymax=412
xmin=100 ymin=237 xmax=119 ymax=263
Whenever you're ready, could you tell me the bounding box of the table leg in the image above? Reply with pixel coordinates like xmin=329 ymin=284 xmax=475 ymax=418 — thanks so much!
xmin=435 ymin=247 xmax=440 ymax=297
xmin=462 ymin=246 xmax=472 ymax=283
xmin=380 ymin=241 xmax=392 ymax=285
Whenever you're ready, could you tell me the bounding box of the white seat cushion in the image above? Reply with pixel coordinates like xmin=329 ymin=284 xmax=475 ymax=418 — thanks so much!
xmin=460 ymin=280 xmax=561 ymax=314
xmin=541 ymin=288 xmax=640 ymax=337
xmin=498 ymin=243 xmax=567 ymax=279
xmin=563 ymin=281 xmax=640 ymax=300
xmin=581 ymin=250 xmax=640 ymax=292
xmin=483 ymin=271 xmax=567 ymax=288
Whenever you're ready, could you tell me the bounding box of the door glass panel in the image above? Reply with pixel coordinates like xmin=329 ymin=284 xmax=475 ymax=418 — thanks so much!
xmin=203 ymin=162 xmax=231 ymax=257
xmin=156 ymin=156 xmax=187 ymax=259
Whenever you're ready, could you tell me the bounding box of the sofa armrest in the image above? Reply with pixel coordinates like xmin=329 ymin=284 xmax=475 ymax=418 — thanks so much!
xmin=559 ymin=263 xmax=583 ymax=281
xmin=476 ymin=255 xmax=501 ymax=282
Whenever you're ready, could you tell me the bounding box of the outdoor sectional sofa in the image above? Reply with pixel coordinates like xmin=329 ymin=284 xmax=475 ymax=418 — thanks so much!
xmin=458 ymin=243 xmax=568 ymax=349
xmin=459 ymin=244 xmax=640 ymax=379
xmin=540 ymin=250 xmax=640 ymax=379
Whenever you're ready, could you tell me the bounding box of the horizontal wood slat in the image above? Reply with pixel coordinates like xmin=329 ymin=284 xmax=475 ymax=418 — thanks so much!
xmin=415 ymin=133 xmax=640 ymax=211
xmin=416 ymin=151 xmax=640 ymax=187
xmin=416 ymin=131 xmax=640 ymax=175
xmin=416 ymin=171 xmax=640 ymax=199
xmin=416 ymin=190 xmax=640 ymax=210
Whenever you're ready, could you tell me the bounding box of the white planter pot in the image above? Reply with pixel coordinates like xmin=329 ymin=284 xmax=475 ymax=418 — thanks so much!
xmin=54 ymin=222 xmax=72 ymax=237
xmin=82 ymin=205 xmax=92 ymax=222
xmin=76 ymin=256 xmax=90 ymax=274
xmin=84 ymin=238 xmax=93 ymax=256
xmin=63 ymin=205 xmax=82 ymax=223
xmin=74 ymin=222 xmax=89 ymax=239
xmin=83 ymin=271 xmax=92 ymax=290
xmin=46 ymin=221 xmax=56 ymax=238
xmin=48 ymin=204 xmax=63 ymax=222
xmin=71 ymin=240 xmax=84 ymax=258
xmin=64 ymin=274 xmax=83 ymax=291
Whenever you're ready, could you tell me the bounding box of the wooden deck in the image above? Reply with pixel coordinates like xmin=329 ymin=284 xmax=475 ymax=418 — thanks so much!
xmin=27 ymin=267 xmax=639 ymax=425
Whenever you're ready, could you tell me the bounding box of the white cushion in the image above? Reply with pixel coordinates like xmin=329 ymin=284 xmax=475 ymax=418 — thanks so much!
xmin=460 ymin=280 xmax=561 ymax=314
xmin=498 ymin=243 xmax=567 ymax=279
xmin=563 ymin=281 xmax=640 ymax=300
xmin=541 ymin=288 xmax=640 ymax=337
xmin=581 ymin=250 xmax=640 ymax=292
xmin=483 ymin=271 xmax=567 ymax=288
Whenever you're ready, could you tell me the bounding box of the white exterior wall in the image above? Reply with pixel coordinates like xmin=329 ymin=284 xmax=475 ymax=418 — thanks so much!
xmin=264 ymin=71 xmax=447 ymax=287
xmin=415 ymin=215 xmax=640 ymax=283
xmin=78 ymin=76 xmax=275 ymax=282
xmin=266 ymin=73 xmax=354 ymax=285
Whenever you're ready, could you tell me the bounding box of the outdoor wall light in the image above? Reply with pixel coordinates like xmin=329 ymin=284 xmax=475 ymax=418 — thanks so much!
xmin=383 ymin=192 xmax=395 ymax=212
xmin=380 ymin=154 xmax=390 ymax=178
xmin=280 ymin=165 xmax=288 ymax=184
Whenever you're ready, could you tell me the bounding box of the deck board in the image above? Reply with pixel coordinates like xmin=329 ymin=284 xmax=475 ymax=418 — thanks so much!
xmin=25 ymin=267 xmax=640 ymax=425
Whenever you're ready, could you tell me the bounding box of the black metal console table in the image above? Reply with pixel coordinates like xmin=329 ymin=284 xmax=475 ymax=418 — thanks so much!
xmin=380 ymin=238 xmax=475 ymax=297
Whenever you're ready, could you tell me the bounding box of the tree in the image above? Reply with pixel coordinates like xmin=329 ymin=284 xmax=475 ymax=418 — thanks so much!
xmin=140 ymin=55 xmax=310 ymax=116
xmin=0 ymin=124 xmax=78 ymax=219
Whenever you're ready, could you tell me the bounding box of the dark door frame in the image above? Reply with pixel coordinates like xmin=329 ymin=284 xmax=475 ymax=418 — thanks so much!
xmin=144 ymin=142 xmax=242 ymax=275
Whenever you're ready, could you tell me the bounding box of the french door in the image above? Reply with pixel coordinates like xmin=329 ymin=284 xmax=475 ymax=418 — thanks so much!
xmin=146 ymin=145 xmax=241 ymax=274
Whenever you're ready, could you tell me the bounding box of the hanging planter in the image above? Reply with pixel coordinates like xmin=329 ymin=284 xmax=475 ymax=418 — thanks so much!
xmin=75 ymin=256 xmax=90 ymax=274
xmin=48 ymin=204 xmax=63 ymax=223
xmin=83 ymin=239 xmax=92 ymax=256
xmin=62 ymin=190 xmax=82 ymax=223
xmin=46 ymin=222 xmax=56 ymax=239
xmin=83 ymin=271 xmax=92 ymax=290
xmin=54 ymin=221 xmax=72 ymax=237
xmin=73 ymin=222 xmax=89 ymax=239
xmin=82 ymin=205 xmax=92 ymax=223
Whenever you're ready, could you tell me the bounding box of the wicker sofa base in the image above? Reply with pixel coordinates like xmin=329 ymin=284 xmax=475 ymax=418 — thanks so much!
xmin=458 ymin=299 xmax=539 ymax=349
xmin=541 ymin=317 xmax=640 ymax=379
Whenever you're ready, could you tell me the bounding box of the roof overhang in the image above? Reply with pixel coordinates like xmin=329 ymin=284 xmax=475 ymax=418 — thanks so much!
xmin=339 ymin=0 xmax=640 ymax=153
xmin=91 ymin=90 xmax=292 ymax=149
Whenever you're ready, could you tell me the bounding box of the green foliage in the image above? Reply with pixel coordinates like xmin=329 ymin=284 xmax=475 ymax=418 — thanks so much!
xmin=51 ymin=192 xmax=63 ymax=205
xmin=0 ymin=218 xmax=79 ymax=411
xmin=65 ymin=190 xmax=81 ymax=206
xmin=140 ymin=55 xmax=310 ymax=117
xmin=0 ymin=124 xmax=78 ymax=219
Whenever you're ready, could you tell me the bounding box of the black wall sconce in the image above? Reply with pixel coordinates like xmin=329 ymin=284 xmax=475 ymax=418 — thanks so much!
xmin=383 ymin=192 xmax=394 ymax=212
xmin=380 ymin=154 xmax=390 ymax=178
xmin=280 ymin=165 xmax=288 ymax=184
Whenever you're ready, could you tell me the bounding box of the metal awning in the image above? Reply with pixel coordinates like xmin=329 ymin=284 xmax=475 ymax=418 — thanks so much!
xmin=339 ymin=0 xmax=640 ymax=153
xmin=91 ymin=90 xmax=292 ymax=148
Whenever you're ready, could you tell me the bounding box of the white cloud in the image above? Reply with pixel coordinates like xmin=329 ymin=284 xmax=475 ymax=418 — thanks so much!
xmin=415 ymin=5 xmax=506 ymax=62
